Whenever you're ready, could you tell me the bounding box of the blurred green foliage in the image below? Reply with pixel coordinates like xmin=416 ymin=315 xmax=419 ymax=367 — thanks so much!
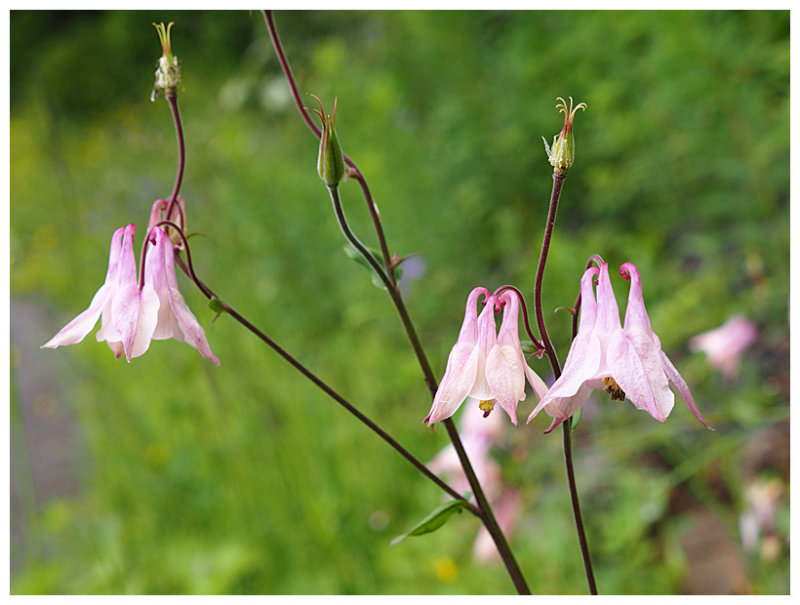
xmin=11 ymin=10 xmax=788 ymax=595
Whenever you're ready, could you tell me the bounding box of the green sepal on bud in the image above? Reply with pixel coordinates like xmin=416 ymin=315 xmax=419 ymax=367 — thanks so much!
xmin=543 ymin=96 xmax=587 ymax=175
xmin=152 ymin=22 xmax=181 ymax=101
xmin=307 ymin=95 xmax=345 ymax=187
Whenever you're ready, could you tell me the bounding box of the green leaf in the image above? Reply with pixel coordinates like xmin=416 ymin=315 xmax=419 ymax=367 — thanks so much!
xmin=389 ymin=499 xmax=469 ymax=546
xmin=570 ymin=408 xmax=583 ymax=430
xmin=342 ymin=243 xmax=402 ymax=290
xmin=208 ymin=297 xmax=226 ymax=314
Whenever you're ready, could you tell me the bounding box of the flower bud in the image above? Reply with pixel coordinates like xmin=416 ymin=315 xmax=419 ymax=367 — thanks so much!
xmin=308 ymin=95 xmax=345 ymax=187
xmin=151 ymin=22 xmax=181 ymax=101
xmin=542 ymin=96 xmax=587 ymax=175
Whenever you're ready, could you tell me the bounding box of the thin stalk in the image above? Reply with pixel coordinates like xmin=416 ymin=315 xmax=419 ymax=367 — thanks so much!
xmin=264 ymin=11 xmax=528 ymax=593
xmin=171 ymin=251 xmax=476 ymax=514
xmin=533 ymin=173 xmax=597 ymax=595
xmin=164 ymin=93 xmax=185 ymax=218
xmin=349 ymin=171 xmax=395 ymax=283
xmin=534 ymin=174 xmax=565 ymax=376
xmin=263 ymin=10 xmax=393 ymax=279
xmin=328 ymin=186 xmax=530 ymax=595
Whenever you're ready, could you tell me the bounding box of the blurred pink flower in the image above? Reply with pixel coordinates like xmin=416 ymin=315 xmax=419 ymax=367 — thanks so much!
xmin=689 ymin=315 xmax=757 ymax=381
xmin=428 ymin=405 xmax=522 ymax=562
xmin=472 ymin=488 xmax=522 ymax=563
xmin=428 ymin=404 xmax=504 ymax=501
xmin=739 ymin=478 xmax=784 ymax=555
xmin=528 ymin=262 xmax=711 ymax=432
xmin=425 ymin=288 xmax=546 ymax=426
xmin=43 ymin=225 xmax=218 ymax=365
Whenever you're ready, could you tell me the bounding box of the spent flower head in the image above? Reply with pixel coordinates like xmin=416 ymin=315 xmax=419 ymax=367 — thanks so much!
xmin=152 ymin=21 xmax=181 ymax=100
xmin=543 ymin=96 xmax=587 ymax=175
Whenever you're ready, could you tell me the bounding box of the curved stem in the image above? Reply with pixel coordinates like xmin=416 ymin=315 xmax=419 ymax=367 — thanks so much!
xmin=534 ymin=174 xmax=565 ymax=377
xmin=263 ymin=10 xmax=393 ymax=280
xmin=328 ymin=186 xmax=529 ymax=594
xmin=533 ymin=173 xmax=597 ymax=595
xmin=164 ymin=93 xmax=185 ymax=219
xmin=349 ymin=170 xmax=395 ymax=284
xmin=328 ymin=185 xmax=438 ymax=395
xmin=493 ymin=284 xmax=545 ymax=353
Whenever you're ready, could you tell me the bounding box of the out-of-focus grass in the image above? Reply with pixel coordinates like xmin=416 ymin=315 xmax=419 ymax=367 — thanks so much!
xmin=11 ymin=10 xmax=788 ymax=594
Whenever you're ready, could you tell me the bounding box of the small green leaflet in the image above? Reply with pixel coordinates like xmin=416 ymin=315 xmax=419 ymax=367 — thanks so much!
xmin=208 ymin=296 xmax=227 ymax=327
xmin=389 ymin=499 xmax=469 ymax=546
xmin=570 ymin=408 xmax=582 ymax=430
xmin=342 ymin=243 xmax=402 ymax=290
xmin=208 ymin=296 xmax=226 ymax=314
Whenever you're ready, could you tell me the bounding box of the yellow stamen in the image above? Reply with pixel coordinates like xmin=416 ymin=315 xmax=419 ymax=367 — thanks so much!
xmin=478 ymin=399 xmax=494 ymax=417
xmin=602 ymin=376 xmax=626 ymax=401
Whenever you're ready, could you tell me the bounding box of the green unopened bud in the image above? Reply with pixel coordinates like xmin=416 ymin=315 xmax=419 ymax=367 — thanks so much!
xmin=151 ymin=22 xmax=181 ymax=101
xmin=542 ymin=96 xmax=587 ymax=175
xmin=307 ymin=95 xmax=345 ymax=187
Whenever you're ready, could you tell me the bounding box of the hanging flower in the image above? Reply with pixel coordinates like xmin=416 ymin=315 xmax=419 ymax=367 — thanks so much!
xmin=145 ymin=226 xmax=219 ymax=364
xmin=42 ymin=224 xmax=139 ymax=358
xmin=527 ymin=262 xmax=712 ymax=432
xmin=42 ymin=224 xmax=218 ymax=365
xmin=425 ymin=288 xmax=546 ymax=426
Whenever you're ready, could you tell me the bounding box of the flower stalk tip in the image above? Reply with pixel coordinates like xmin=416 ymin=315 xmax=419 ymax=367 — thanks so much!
xmin=543 ymin=96 xmax=587 ymax=175
xmin=152 ymin=21 xmax=181 ymax=101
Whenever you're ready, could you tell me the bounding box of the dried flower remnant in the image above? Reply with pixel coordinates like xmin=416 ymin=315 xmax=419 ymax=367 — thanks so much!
xmin=152 ymin=21 xmax=181 ymax=100
xmin=542 ymin=96 xmax=587 ymax=175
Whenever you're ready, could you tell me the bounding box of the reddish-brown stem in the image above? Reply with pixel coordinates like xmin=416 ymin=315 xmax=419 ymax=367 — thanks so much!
xmin=493 ymin=284 xmax=546 ymax=354
xmin=264 ymin=11 xmax=529 ymax=593
xmin=533 ymin=173 xmax=597 ymax=595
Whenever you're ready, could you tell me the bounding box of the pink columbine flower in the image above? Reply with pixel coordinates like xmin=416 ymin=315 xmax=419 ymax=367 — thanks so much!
xmin=42 ymin=224 xmax=219 ymax=365
xmin=425 ymin=288 xmax=547 ymax=426
xmin=689 ymin=315 xmax=757 ymax=381
xmin=472 ymin=488 xmax=522 ymax=563
xmin=527 ymin=262 xmax=711 ymax=432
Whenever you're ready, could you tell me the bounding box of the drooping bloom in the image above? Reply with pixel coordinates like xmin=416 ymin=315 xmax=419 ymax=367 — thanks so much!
xmin=42 ymin=225 xmax=218 ymax=365
xmin=425 ymin=288 xmax=546 ymax=426
xmin=42 ymin=224 xmax=139 ymax=358
xmin=689 ymin=315 xmax=757 ymax=381
xmin=527 ymin=262 xmax=712 ymax=432
xmin=144 ymin=226 xmax=219 ymax=365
